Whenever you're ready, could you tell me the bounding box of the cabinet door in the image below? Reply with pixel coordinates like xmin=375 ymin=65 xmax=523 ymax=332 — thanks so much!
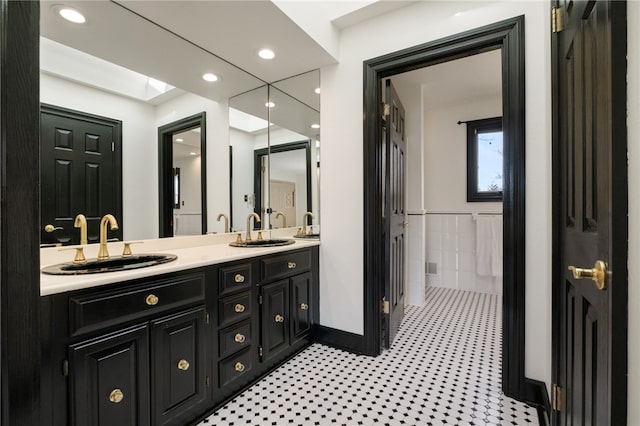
xmin=69 ymin=324 xmax=150 ymax=426
xmin=260 ymin=280 xmax=289 ymax=362
xmin=151 ymin=306 xmax=208 ymax=426
xmin=290 ymin=272 xmax=313 ymax=343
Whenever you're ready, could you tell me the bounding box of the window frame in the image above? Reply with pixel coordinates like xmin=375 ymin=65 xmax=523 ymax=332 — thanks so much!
xmin=466 ymin=116 xmax=503 ymax=202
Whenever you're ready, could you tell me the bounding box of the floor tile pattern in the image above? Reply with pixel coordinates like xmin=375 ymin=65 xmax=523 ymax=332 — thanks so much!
xmin=200 ymin=287 xmax=539 ymax=425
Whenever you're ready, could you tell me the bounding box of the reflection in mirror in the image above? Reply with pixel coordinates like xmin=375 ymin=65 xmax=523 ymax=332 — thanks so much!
xmin=39 ymin=0 xmax=264 ymax=243
xmin=172 ymin=126 xmax=203 ymax=236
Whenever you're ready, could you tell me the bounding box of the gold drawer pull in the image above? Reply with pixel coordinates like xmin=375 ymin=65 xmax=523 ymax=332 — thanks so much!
xmin=109 ymin=389 xmax=124 ymax=404
xmin=234 ymin=333 xmax=246 ymax=343
xmin=234 ymin=304 xmax=245 ymax=313
xmin=145 ymin=294 xmax=159 ymax=306
xmin=300 ymin=303 xmax=309 ymax=311
xmin=234 ymin=273 xmax=245 ymax=283
xmin=274 ymin=314 xmax=284 ymax=323
xmin=287 ymin=262 xmax=297 ymax=269
xmin=177 ymin=359 xmax=190 ymax=371
xmin=234 ymin=362 xmax=245 ymax=372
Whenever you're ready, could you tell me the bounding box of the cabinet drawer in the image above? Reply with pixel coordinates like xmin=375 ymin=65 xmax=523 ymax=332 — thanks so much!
xmin=219 ymin=263 xmax=252 ymax=296
xmin=219 ymin=320 xmax=252 ymax=359
xmin=69 ymin=273 xmax=205 ymax=336
xmin=219 ymin=347 xmax=253 ymax=388
xmin=261 ymin=249 xmax=311 ymax=282
xmin=218 ymin=292 xmax=252 ymax=328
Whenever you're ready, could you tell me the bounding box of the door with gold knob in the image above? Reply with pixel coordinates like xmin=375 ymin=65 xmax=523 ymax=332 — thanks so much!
xmin=290 ymin=272 xmax=313 ymax=344
xmin=552 ymin=1 xmax=628 ymax=424
xmin=260 ymin=280 xmax=290 ymax=363
xmin=69 ymin=324 xmax=150 ymax=426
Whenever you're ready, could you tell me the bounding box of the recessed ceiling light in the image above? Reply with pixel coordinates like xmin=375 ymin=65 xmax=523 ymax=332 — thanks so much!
xmin=258 ymin=49 xmax=275 ymax=60
xmin=176 ymin=138 xmax=184 ymax=142
xmin=311 ymin=124 xmax=320 ymax=129
xmin=314 ymin=87 xmax=321 ymax=94
xmin=189 ymin=152 xmax=197 ymax=156
xmin=265 ymin=102 xmax=275 ymax=108
xmin=202 ymin=73 xmax=219 ymax=82
xmin=57 ymin=6 xmax=86 ymax=24
xmin=454 ymin=11 xmax=463 ymax=17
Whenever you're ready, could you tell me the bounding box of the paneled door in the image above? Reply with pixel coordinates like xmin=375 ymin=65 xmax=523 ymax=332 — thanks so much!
xmin=553 ymin=1 xmax=627 ymax=424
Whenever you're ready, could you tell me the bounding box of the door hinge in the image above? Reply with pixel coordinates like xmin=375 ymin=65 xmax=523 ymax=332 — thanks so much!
xmin=111 ymin=141 xmax=115 ymax=152
xmin=552 ymin=384 xmax=563 ymax=411
xmin=259 ymin=346 xmax=263 ymax=357
xmin=62 ymin=360 xmax=69 ymax=377
xmin=205 ymin=312 xmax=210 ymax=325
xmin=552 ymin=6 xmax=565 ymax=33
xmin=259 ymin=295 xmax=263 ymax=305
xmin=205 ymin=376 xmax=210 ymax=388
xmin=381 ymin=297 xmax=390 ymax=314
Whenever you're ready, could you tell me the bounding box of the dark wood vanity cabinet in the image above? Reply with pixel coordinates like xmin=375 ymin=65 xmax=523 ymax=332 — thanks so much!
xmin=40 ymin=246 xmax=318 ymax=426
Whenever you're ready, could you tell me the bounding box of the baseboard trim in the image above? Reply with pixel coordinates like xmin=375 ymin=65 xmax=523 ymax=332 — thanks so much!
xmin=524 ymin=378 xmax=550 ymax=426
xmin=314 ymin=325 xmax=367 ymax=354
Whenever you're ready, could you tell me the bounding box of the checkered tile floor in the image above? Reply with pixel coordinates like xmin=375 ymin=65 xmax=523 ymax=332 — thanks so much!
xmin=199 ymin=287 xmax=539 ymax=425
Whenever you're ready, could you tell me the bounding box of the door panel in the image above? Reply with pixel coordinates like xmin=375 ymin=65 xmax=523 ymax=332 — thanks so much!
xmin=260 ymin=280 xmax=289 ymax=362
xmin=554 ymin=1 xmax=627 ymax=424
xmin=384 ymin=80 xmax=406 ymax=348
xmin=290 ymin=272 xmax=312 ymax=343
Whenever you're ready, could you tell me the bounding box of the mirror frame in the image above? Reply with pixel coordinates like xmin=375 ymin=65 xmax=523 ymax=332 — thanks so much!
xmin=253 ymin=140 xmax=312 ymax=229
xmin=158 ymin=112 xmax=207 ymax=237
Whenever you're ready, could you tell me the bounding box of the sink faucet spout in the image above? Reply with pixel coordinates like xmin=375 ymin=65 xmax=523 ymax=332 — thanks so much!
xmin=246 ymin=213 xmax=261 ymax=242
xmin=98 ymin=214 xmax=119 ymax=259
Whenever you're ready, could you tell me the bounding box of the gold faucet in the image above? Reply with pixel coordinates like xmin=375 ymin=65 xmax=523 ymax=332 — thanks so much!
xmin=98 ymin=214 xmax=119 ymax=259
xmin=275 ymin=211 xmax=286 ymax=228
xmin=74 ymin=214 xmax=88 ymax=245
xmin=246 ymin=212 xmax=261 ymax=242
xmin=217 ymin=213 xmax=229 ymax=233
xmin=302 ymin=211 xmax=314 ymax=234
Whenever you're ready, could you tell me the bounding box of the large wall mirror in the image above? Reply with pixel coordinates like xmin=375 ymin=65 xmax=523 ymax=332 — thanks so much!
xmin=229 ymin=70 xmax=320 ymax=236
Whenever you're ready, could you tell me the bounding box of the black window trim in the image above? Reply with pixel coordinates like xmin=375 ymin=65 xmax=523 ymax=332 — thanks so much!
xmin=467 ymin=116 xmax=503 ymax=202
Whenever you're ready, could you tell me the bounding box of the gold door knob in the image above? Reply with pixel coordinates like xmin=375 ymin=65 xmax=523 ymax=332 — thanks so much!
xmin=234 ymin=333 xmax=246 ymax=343
xmin=287 ymin=262 xmax=297 ymax=269
xmin=234 ymin=274 xmax=245 ymax=283
xmin=300 ymin=303 xmax=309 ymax=311
xmin=234 ymin=362 xmax=245 ymax=372
xmin=274 ymin=314 xmax=284 ymax=323
xmin=109 ymin=389 xmax=124 ymax=404
xmin=177 ymin=359 xmax=190 ymax=371
xmin=234 ymin=303 xmax=245 ymax=313
xmin=568 ymin=260 xmax=607 ymax=291
xmin=44 ymin=224 xmax=63 ymax=233
xmin=145 ymin=294 xmax=159 ymax=306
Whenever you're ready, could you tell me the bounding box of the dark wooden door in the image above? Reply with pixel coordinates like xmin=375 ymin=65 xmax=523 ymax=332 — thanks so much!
xmin=69 ymin=324 xmax=150 ymax=426
xmin=151 ymin=306 xmax=208 ymax=426
xmin=260 ymin=280 xmax=289 ymax=362
xmin=40 ymin=104 xmax=122 ymax=245
xmin=553 ymin=1 xmax=627 ymax=424
xmin=384 ymin=80 xmax=406 ymax=348
xmin=290 ymin=272 xmax=312 ymax=343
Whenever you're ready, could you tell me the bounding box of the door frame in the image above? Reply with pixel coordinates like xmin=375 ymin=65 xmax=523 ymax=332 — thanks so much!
xmin=158 ymin=112 xmax=207 ymax=237
xmin=363 ymin=16 xmax=537 ymax=403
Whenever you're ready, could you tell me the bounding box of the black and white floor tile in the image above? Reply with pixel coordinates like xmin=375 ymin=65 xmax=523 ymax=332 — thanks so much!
xmin=200 ymin=287 xmax=539 ymax=425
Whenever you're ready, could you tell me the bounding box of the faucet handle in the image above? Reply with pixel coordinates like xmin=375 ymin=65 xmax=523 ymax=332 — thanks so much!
xmin=122 ymin=241 xmax=143 ymax=256
xmin=257 ymin=231 xmax=263 ymax=241
xmin=59 ymin=245 xmax=86 ymax=264
xmin=236 ymin=233 xmax=243 ymax=244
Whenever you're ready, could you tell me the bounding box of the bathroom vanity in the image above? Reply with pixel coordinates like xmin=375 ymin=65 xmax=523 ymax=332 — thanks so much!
xmin=39 ymin=239 xmax=319 ymax=426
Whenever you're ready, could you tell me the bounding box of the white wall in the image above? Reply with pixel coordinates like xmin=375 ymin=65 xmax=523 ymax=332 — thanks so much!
xmin=229 ymin=128 xmax=256 ymax=232
xmin=321 ymin=0 xmax=551 ymax=389
xmin=627 ymin=2 xmax=639 ymax=424
xmin=40 ymin=73 xmax=158 ymax=240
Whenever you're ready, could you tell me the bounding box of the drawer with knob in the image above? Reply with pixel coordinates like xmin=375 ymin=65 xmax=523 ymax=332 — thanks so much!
xmin=218 ymin=320 xmax=252 ymax=359
xmin=69 ymin=273 xmax=205 ymax=336
xmin=218 ymin=292 xmax=252 ymax=328
xmin=261 ymin=249 xmax=311 ymax=283
xmin=219 ymin=263 xmax=252 ymax=296
xmin=219 ymin=347 xmax=253 ymax=388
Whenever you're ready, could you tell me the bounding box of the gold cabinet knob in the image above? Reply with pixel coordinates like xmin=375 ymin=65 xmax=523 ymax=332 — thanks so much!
xmin=274 ymin=314 xmax=284 ymax=323
xmin=568 ymin=260 xmax=607 ymax=290
xmin=234 ymin=303 xmax=245 ymax=313
xmin=234 ymin=274 xmax=245 ymax=283
xmin=234 ymin=333 xmax=246 ymax=343
xmin=44 ymin=224 xmax=63 ymax=233
xmin=300 ymin=303 xmax=309 ymax=311
xmin=234 ymin=362 xmax=245 ymax=372
xmin=287 ymin=262 xmax=297 ymax=269
xmin=109 ymin=389 xmax=124 ymax=404
xmin=145 ymin=294 xmax=159 ymax=306
xmin=177 ymin=359 xmax=190 ymax=371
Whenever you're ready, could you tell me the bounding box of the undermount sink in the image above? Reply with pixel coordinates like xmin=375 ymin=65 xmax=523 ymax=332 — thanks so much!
xmin=229 ymin=239 xmax=295 ymax=248
xmin=294 ymin=233 xmax=320 ymax=239
xmin=41 ymin=253 xmax=178 ymax=275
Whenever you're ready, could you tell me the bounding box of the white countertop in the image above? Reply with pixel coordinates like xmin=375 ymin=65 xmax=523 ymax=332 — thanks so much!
xmin=40 ymin=228 xmax=319 ymax=296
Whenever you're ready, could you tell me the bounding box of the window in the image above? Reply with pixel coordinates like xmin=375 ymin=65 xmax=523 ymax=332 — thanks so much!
xmin=466 ymin=117 xmax=503 ymax=202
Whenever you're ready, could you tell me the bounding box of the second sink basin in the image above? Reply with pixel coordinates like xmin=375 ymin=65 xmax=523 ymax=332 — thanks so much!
xmin=42 ymin=253 xmax=178 ymax=275
xmin=229 ymin=239 xmax=294 ymax=248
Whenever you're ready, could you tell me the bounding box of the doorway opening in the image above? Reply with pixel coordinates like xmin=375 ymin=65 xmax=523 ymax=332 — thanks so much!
xmin=158 ymin=112 xmax=207 ymax=237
